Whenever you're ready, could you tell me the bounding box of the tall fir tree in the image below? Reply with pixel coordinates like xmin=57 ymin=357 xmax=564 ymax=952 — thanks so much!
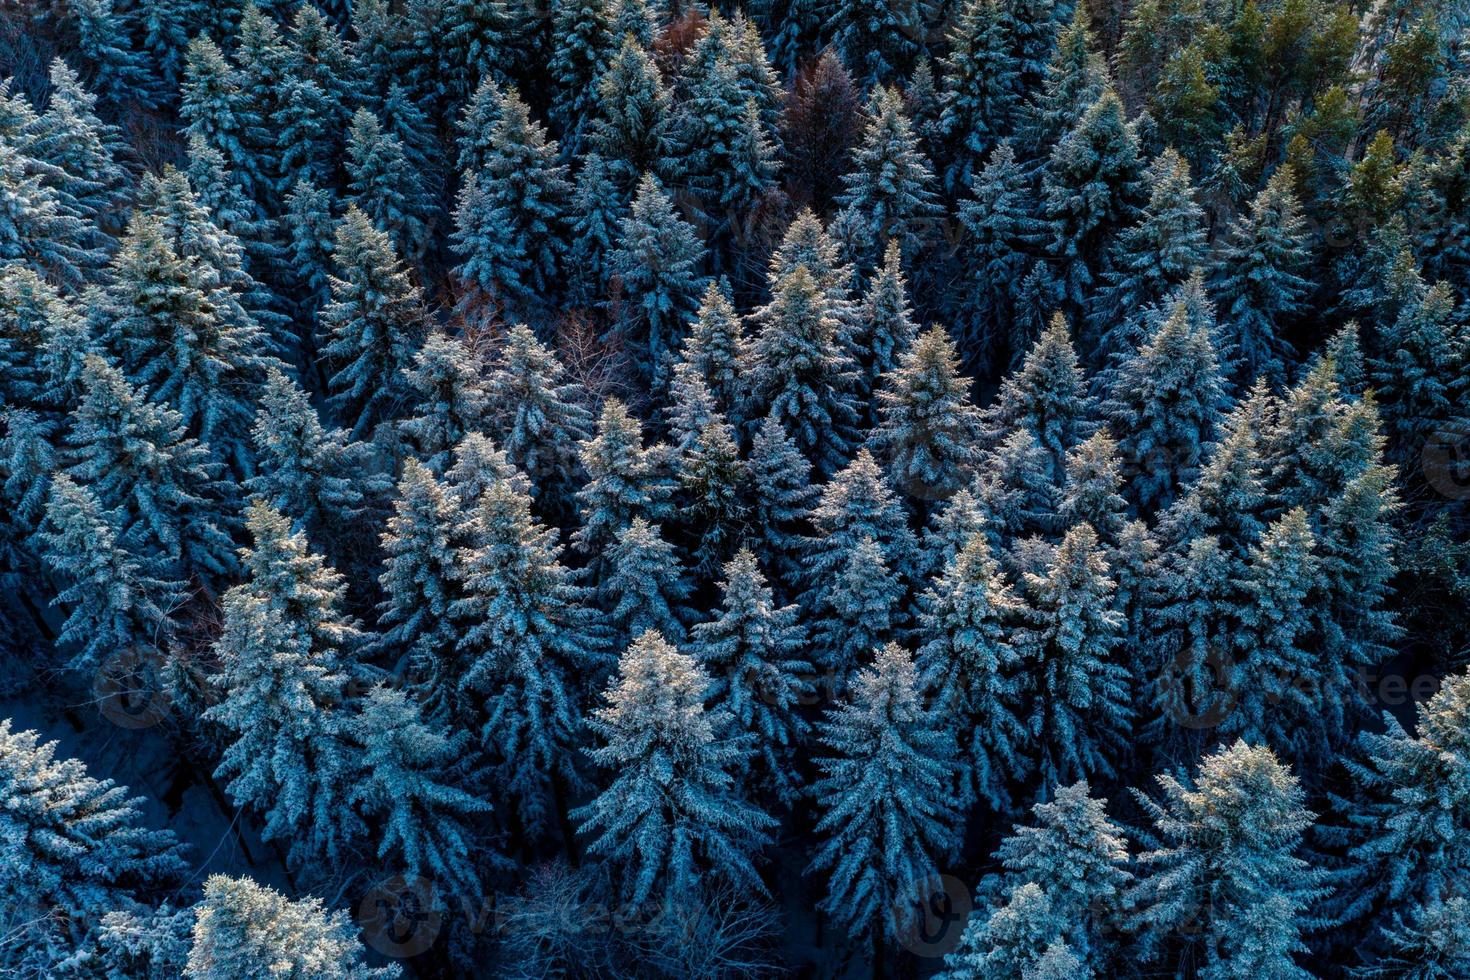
xmin=834 ymin=86 xmax=940 ymax=267
xmin=482 ymin=324 xmax=594 ymax=501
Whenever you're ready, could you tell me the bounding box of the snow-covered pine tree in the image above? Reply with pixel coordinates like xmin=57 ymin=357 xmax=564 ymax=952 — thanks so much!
xmin=349 ymin=685 xmax=491 ymax=901
xmin=206 ymin=501 xmax=365 ymax=869
xmin=971 ymin=426 xmax=1058 ymax=550
xmin=1094 ymin=148 xmax=1207 ymax=361
xmin=1018 ymin=3 xmax=1106 ymax=160
xmin=674 ymin=408 xmax=749 ymax=574
xmin=565 ymin=154 xmax=623 ymax=306
xmin=180 ymin=35 xmax=270 ymax=210
xmin=345 ymin=108 xmax=435 ymax=268
xmin=1128 ymin=740 xmax=1328 ymax=979
xmin=452 ymin=86 xmax=572 ymax=325
xmin=600 ymin=516 xmax=693 ymax=643
xmin=34 ymin=60 xmax=133 ymax=231
xmin=0 ymin=719 xmax=185 ymax=965
xmin=984 ymin=312 xmax=1096 ymax=483
xmin=575 ymin=629 xmax=776 ymax=906
xmin=423 ymin=0 xmax=516 ymax=105
xmin=71 ymin=0 xmax=158 ymax=109
xmin=589 ymin=37 xmax=674 ymax=198
xmin=747 ymin=413 xmax=816 ymax=599
xmin=938 ymin=0 xmax=1021 ymax=191
xmin=0 ymin=138 xmax=104 ymax=291
xmin=1371 ymin=281 xmax=1469 ymax=459
xmin=482 ymin=323 xmax=594 ymax=502
xmin=65 ymin=355 xmax=237 ymax=577
xmin=444 ymin=431 xmax=532 ymax=508
xmin=953 ymin=141 xmax=1031 ymax=370
xmin=676 ymin=279 xmax=744 ymax=419
xmin=804 ymin=447 xmax=922 ymax=593
xmin=39 ymin=473 xmax=182 ymax=672
xmin=319 ymin=206 xmax=427 ymax=439
xmin=812 ymin=535 xmax=903 ymax=678
xmin=1211 ymin=165 xmax=1312 ymax=387
xmin=1015 ymin=523 xmax=1131 ymax=787
xmin=186 ymin=875 xmax=398 ymax=979
xmin=452 ymin=477 xmax=594 ymax=828
xmin=741 ymin=265 xmax=863 ymax=478
xmin=826 ymin=0 xmax=930 ymax=87
xmin=1058 ymin=432 xmax=1127 ymax=544
xmin=834 ymin=85 xmax=940 ymax=267
xmin=547 ymin=0 xmax=618 ymax=154
xmin=248 ymin=366 xmax=381 ymax=537
xmin=283 ymin=179 xmax=337 ymax=324
xmin=607 ymin=173 xmax=707 ymax=384
xmin=854 ymin=239 xmax=918 ymax=405
xmin=691 ymin=549 xmax=812 ymax=804
xmin=399 ymin=332 xmax=490 ymax=472
xmin=991 ymin=780 xmax=1131 ymax=965
xmin=870 ymin=323 xmax=983 ymax=501
xmin=573 ymin=398 xmax=672 ymax=576
xmin=917 ymin=531 xmax=1028 ymax=810
xmin=0 ymin=262 xmax=89 ymax=411
xmin=1038 ymin=88 xmax=1144 ymax=314
xmin=1103 ymin=294 xmax=1226 ymax=513
xmin=938 ymin=882 xmax=1086 ymax=980
xmin=376 ymin=457 xmax=468 ymax=688
xmin=808 ymin=642 xmax=961 ymax=948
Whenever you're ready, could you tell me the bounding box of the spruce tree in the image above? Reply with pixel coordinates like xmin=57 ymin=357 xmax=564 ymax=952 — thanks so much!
xmin=565 ymin=154 xmax=623 ymax=306
xmin=600 ymin=517 xmax=692 ymax=643
xmin=575 ymin=629 xmax=776 ymax=906
xmin=691 ymin=549 xmax=813 ymax=804
xmin=482 ymin=324 xmax=594 ymax=499
xmin=39 ymin=474 xmax=182 ymax=672
xmin=917 ymin=532 xmax=1028 ymax=810
xmin=748 ymin=413 xmax=817 ymax=598
xmin=812 ymin=535 xmax=903 ymax=677
xmin=572 ymin=398 xmax=672 ymax=574
xmin=0 ymin=720 xmax=185 ymax=961
xmin=1015 ymin=523 xmax=1130 ymax=787
xmin=206 ymin=501 xmax=365 ymax=869
xmin=938 ymin=0 xmax=1022 ymax=191
xmin=0 ymin=139 xmax=104 ymax=291
xmin=547 ymin=0 xmax=619 ymax=153
xmin=808 ymin=643 xmax=961 ymax=946
xmin=938 ymin=882 xmax=1085 ymax=980
xmin=677 ymin=279 xmax=744 ymax=418
xmin=349 ymin=685 xmax=491 ymax=901
xmin=607 ymin=173 xmax=707 ymax=384
xmin=248 ymin=367 xmax=380 ymax=537
xmin=674 ymin=409 xmax=749 ymax=574
xmin=71 ymin=0 xmax=158 ymax=109
xmin=453 ymin=478 xmax=596 ymax=827
xmin=826 ymin=0 xmax=930 ymax=86
xmin=1128 ymin=740 xmax=1327 ymax=979
xmin=399 ymin=332 xmax=490 ymax=472
xmin=870 ymin=324 xmax=983 ymax=501
xmin=985 ymin=313 xmax=1096 ymax=483
xmin=34 ymin=60 xmax=133 ymax=230
xmin=954 ymin=142 xmax=1031 ymax=369
xmin=186 ymin=875 xmax=397 ymax=980
xmin=345 ymin=109 xmax=435 ymax=267
xmin=319 ymin=207 xmax=427 ymax=439
xmin=805 ymin=447 xmax=922 ymax=592
xmin=1058 ymin=432 xmax=1127 ymax=544
xmin=1020 ymin=4 xmax=1106 ymax=158
xmin=589 ymin=38 xmax=674 ymax=198
xmin=451 ymin=86 xmax=572 ymax=324
xmin=854 ymin=240 xmax=919 ymax=401
xmin=972 ymin=427 xmax=1059 ymax=549
xmin=741 ymin=265 xmax=863 ymax=478
xmin=66 ymin=355 xmax=237 ymax=577
xmin=1211 ymin=166 xmax=1312 ymax=387
xmin=834 ymin=86 xmax=940 ymax=266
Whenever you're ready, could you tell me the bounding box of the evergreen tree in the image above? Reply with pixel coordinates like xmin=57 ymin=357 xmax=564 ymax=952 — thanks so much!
xmin=674 ymin=408 xmax=749 ymax=574
xmin=71 ymin=0 xmax=158 ymax=109
xmin=206 ymin=501 xmax=365 ymax=869
xmin=425 ymin=0 xmax=516 ymax=104
xmin=834 ymin=86 xmax=940 ymax=266
xmin=349 ymin=685 xmax=491 ymax=901
xmin=1059 ymin=432 xmax=1127 ymax=543
xmin=938 ymin=882 xmax=1086 ymax=980
xmin=870 ymin=324 xmax=983 ymax=501
xmin=548 ymin=0 xmax=619 ymax=153
xmin=1128 ymin=740 xmax=1327 ymax=979
xmin=1038 ymin=89 xmax=1144 ymax=311
xmin=1094 ymin=149 xmax=1208 ymax=356
xmin=575 ymin=629 xmax=775 ymax=906
xmin=1020 ymin=3 xmax=1106 ymax=157
xmin=452 ymin=86 xmax=572 ymax=324
xmin=917 ymin=532 xmax=1028 ymax=810
xmin=0 ymin=139 xmax=104 ymax=291
xmin=1015 ymin=523 xmax=1130 ymax=787
xmin=747 ymin=413 xmax=816 ymax=598
xmin=0 ymin=262 xmax=89 ymax=410
xmin=376 ymin=458 xmax=467 ymax=682
xmin=399 ymin=332 xmax=490 ymax=472
xmin=691 ymin=549 xmax=813 ymax=804
xmin=826 ymin=0 xmax=930 ymax=86
xmin=180 ymin=36 xmax=269 ymax=209
xmin=677 ymin=279 xmax=744 ymax=417
xmin=573 ymin=398 xmax=671 ymax=573
xmin=600 ymin=517 xmax=692 ymax=643
xmin=808 ymin=643 xmax=961 ymax=946
xmin=0 ymin=720 xmax=185 ymax=962
xmin=186 ymin=875 xmax=397 ymax=980
xmin=1212 ymin=166 xmax=1312 ymax=387
xmin=248 ymin=367 xmax=379 ymax=536
xmin=319 ymin=207 xmax=427 ymax=439
xmin=812 ymin=535 xmax=903 ymax=677
xmin=283 ymin=179 xmax=337 ymax=323
xmin=482 ymin=324 xmax=593 ymax=499
xmin=1372 ymin=281 xmax=1469 ymax=456
xmin=854 ymin=240 xmax=919 ymax=401
xmin=453 ymin=478 xmax=595 ymax=827
xmin=565 ymin=154 xmax=623 ymax=306
xmin=972 ymin=427 xmax=1058 ymax=549
xmin=741 ymin=265 xmax=863 ymax=477
xmin=66 ymin=355 xmax=236 ymax=577
xmin=954 ymin=142 xmax=1031 ymax=369
xmin=805 ymin=447 xmax=922 ymax=591
xmin=345 ymin=109 xmax=435 ymax=266
xmin=938 ymin=0 xmax=1022 ymax=191
xmin=34 ymin=60 xmax=133 ymax=230
xmin=607 ymin=174 xmax=707 ymax=383
xmin=589 ymin=38 xmax=673 ymax=197
xmin=39 ymin=474 xmax=182 ymax=672
xmin=1103 ymin=296 xmax=1226 ymax=513
xmin=985 ymin=313 xmax=1096 ymax=482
